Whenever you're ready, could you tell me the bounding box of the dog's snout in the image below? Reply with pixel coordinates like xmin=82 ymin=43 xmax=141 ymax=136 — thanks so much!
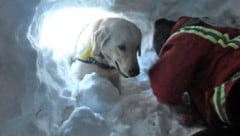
xmin=128 ymin=67 xmax=140 ymax=77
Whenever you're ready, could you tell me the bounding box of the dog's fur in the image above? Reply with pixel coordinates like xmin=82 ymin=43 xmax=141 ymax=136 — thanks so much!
xmin=70 ymin=17 xmax=142 ymax=89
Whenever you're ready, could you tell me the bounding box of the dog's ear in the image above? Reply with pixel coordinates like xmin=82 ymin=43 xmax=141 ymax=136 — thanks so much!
xmin=92 ymin=26 xmax=110 ymax=56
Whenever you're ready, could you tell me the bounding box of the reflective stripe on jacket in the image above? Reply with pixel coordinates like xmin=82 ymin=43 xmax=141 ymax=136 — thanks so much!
xmin=170 ymin=26 xmax=240 ymax=49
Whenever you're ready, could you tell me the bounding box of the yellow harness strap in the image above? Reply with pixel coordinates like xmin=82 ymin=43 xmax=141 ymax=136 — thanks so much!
xmin=74 ymin=39 xmax=115 ymax=70
xmin=78 ymin=39 xmax=93 ymax=60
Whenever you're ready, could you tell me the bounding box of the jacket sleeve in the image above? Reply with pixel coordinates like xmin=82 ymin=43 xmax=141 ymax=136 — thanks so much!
xmin=149 ymin=34 xmax=206 ymax=105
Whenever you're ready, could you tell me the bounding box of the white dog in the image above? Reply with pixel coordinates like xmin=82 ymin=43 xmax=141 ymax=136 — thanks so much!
xmin=70 ymin=17 xmax=142 ymax=90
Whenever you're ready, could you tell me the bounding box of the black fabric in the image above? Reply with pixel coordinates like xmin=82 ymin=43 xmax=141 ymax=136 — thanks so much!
xmin=192 ymin=126 xmax=240 ymax=136
xmin=153 ymin=19 xmax=175 ymax=55
xmin=227 ymin=81 xmax=240 ymax=126
xmin=182 ymin=17 xmax=206 ymax=27
xmin=75 ymin=57 xmax=115 ymax=70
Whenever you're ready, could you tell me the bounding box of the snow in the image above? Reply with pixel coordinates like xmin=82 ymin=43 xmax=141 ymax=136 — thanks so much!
xmin=58 ymin=106 xmax=110 ymax=136
xmin=0 ymin=0 xmax=239 ymax=136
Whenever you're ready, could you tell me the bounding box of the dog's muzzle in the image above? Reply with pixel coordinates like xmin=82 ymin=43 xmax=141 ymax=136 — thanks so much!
xmin=115 ymin=61 xmax=139 ymax=78
xmin=128 ymin=66 xmax=139 ymax=77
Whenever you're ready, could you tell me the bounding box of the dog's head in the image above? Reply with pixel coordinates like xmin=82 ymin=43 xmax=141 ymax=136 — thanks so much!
xmin=91 ymin=18 xmax=142 ymax=78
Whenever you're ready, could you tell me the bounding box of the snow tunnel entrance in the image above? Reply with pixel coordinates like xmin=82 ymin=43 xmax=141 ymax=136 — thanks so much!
xmin=30 ymin=3 xmax=156 ymax=96
xmin=23 ymin=1 xmax=204 ymax=135
xmin=29 ymin=5 xmax=124 ymax=95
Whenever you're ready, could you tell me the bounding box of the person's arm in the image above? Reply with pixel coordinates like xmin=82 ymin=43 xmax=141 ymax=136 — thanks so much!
xmin=149 ymin=34 xmax=205 ymax=105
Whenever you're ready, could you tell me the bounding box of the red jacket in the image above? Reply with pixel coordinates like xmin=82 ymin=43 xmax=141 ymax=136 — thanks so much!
xmin=149 ymin=17 xmax=240 ymax=125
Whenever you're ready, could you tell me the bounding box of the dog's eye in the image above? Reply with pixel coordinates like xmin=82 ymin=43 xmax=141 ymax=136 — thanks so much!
xmin=118 ymin=44 xmax=126 ymax=51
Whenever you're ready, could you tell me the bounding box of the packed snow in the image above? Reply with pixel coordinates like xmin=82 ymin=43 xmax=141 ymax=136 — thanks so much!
xmin=0 ymin=0 xmax=239 ymax=136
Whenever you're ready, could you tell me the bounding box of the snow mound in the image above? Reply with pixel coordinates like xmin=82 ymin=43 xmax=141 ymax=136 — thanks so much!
xmin=58 ymin=106 xmax=109 ymax=136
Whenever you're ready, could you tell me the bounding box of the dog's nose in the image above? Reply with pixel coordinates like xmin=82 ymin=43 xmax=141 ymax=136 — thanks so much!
xmin=128 ymin=67 xmax=140 ymax=77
